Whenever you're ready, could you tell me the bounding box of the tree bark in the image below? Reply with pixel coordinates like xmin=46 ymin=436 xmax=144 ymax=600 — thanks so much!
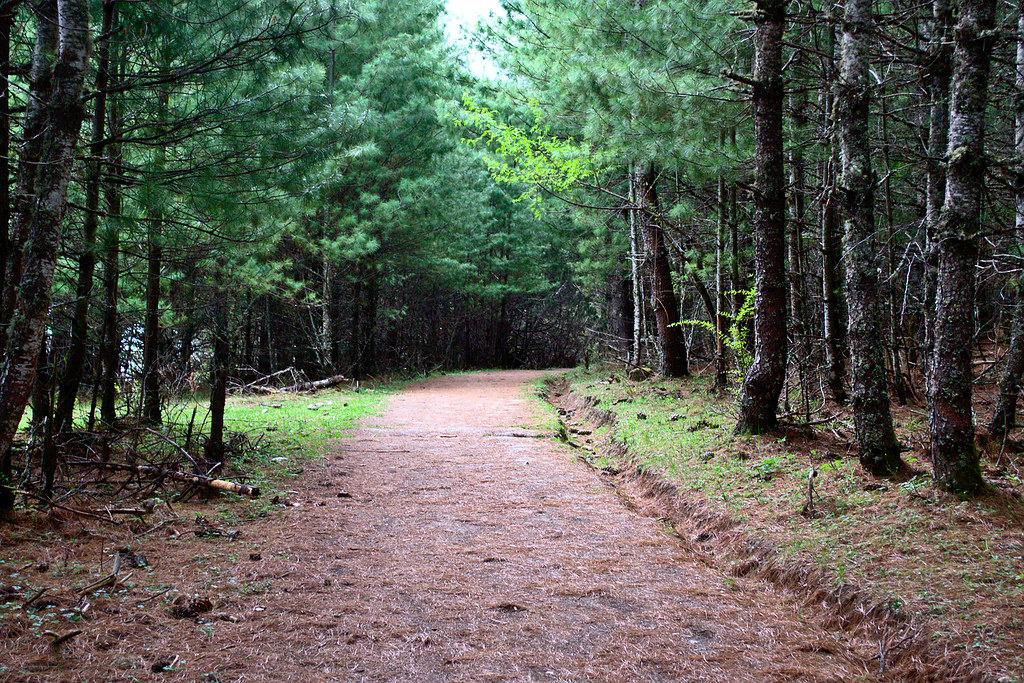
xmin=141 ymin=224 xmax=163 ymax=425
xmin=929 ymin=0 xmax=996 ymax=495
xmin=53 ymin=0 xmax=117 ymax=434
xmin=629 ymin=175 xmax=644 ymax=365
xmin=988 ymin=3 xmax=1024 ymax=439
xmin=205 ymin=290 xmax=229 ymax=462
xmin=633 ymin=164 xmax=688 ymax=377
xmin=991 ymin=297 xmax=1024 ymax=437
xmin=922 ymin=0 xmax=953 ymax=390
xmin=140 ymin=83 xmax=169 ymax=426
xmin=1 ymin=0 xmax=57 ymax=350
xmin=0 ymin=0 xmax=91 ymax=514
xmin=715 ymin=133 xmax=729 ymax=390
xmin=735 ymin=0 xmax=787 ymax=434
xmin=0 ymin=2 xmax=18 ymax=326
xmin=838 ymin=0 xmax=902 ymax=475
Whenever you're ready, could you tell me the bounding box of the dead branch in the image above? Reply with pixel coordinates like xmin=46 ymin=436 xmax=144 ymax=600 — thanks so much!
xmin=139 ymin=426 xmax=202 ymax=473
xmin=71 ymin=459 xmax=260 ymax=498
xmin=278 ymin=373 xmax=348 ymax=393
xmin=232 ymin=366 xmax=296 ymax=394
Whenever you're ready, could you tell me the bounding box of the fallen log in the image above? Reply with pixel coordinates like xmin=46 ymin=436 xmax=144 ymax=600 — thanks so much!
xmin=279 ymin=373 xmax=348 ymax=393
xmin=72 ymin=459 xmax=260 ymax=499
xmin=231 ymin=367 xmax=296 ymax=395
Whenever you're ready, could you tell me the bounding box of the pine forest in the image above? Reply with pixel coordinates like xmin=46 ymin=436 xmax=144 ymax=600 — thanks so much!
xmin=2 ymin=0 xmax=1024 ymax=679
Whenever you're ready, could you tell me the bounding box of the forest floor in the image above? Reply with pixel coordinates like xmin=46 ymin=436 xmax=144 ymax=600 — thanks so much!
xmin=0 ymin=370 xmax=904 ymax=682
xmin=554 ymin=366 xmax=1024 ymax=682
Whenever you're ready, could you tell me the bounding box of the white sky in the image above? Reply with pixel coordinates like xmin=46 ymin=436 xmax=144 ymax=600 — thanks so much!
xmin=444 ymin=0 xmax=504 ymax=78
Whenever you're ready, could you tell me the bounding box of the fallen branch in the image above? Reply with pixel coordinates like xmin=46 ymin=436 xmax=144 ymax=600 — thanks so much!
xmin=23 ymin=587 xmax=48 ymax=608
xmin=71 ymin=459 xmax=260 ymax=499
xmin=43 ymin=629 xmax=83 ymax=651
xmin=231 ymin=367 xmax=296 ymax=395
xmin=279 ymin=373 xmax=348 ymax=393
xmin=139 ymin=426 xmax=202 ymax=473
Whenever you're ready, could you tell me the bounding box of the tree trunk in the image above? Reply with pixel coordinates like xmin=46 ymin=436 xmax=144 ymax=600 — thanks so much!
xmin=205 ymin=291 xmax=229 ymax=462
xmin=838 ymin=0 xmax=902 ymax=475
xmin=818 ymin=1 xmax=848 ymax=406
xmin=1 ymin=0 xmax=57 ymax=351
xmin=923 ymin=0 xmax=953 ymax=390
xmin=788 ymin=60 xmax=810 ymax=418
xmin=629 ymin=176 xmax=644 ymax=365
xmin=929 ymin=0 xmax=996 ymax=495
xmin=715 ymin=133 xmax=729 ymax=390
xmin=0 ymin=2 xmax=18 ymax=327
xmin=634 ymin=164 xmax=687 ymax=377
xmin=991 ymin=297 xmax=1024 ymax=437
xmin=53 ymin=0 xmax=116 ymax=434
xmin=141 ymin=226 xmax=163 ymax=425
xmin=0 ymin=0 xmax=91 ymax=515
xmin=99 ymin=145 xmax=122 ymax=430
xmin=140 ymin=83 xmax=169 ymax=426
xmin=988 ymin=4 xmax=1024 ymax=439
xmin=735 ymin=0 xmax=787 ymax=435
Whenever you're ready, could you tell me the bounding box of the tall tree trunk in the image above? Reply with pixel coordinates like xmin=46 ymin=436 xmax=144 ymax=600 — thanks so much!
xmin=715 ymin=132 xmax=729 ymax=390
xmin=0 ymin=2 xmax=18 ymax=326
xmin=53 ymin=0 xmax=116 ymax=434
xmin=988 ymin=2 xmax=1024 ymax=439
xmin=140 ymin=84 xmax=169 ymax=426
xmin=1 ymin=0 xmax=57 ymax=351
xmin=923 ymin=0 xmax=953 ymax=390
xmin=0 ymin=0 xmax=91 ymax=515
xmin=350 ymin=267 xmax=363 ymax=380
xmin=929 ymin=0 xmax=996 ymax=495
xmin=141 ymin=225 xmax=163 ymax=425
xmin=788 ymin=60 xmax=810 ymax=418
xmin=99 ymin=139 xmax=122 ymax=429
xmin=206 ymin=288 xmax=229 ymax=462
xmin=634 ymin=164 xmax=688 ymax=377
xmin=735 ymin=0 xmax=787 ymax=434
xmin=629 ymin=176 xmax=644 ymax=366
xmin=33 ymin=336 xmax=56 ymax=499
xmin=838 ymin=0 xmax=903 ymax=475
xmin=819 ymin=0 xmax=848 ymax=405
xmin=991 ymin=297 xmax=1024 ymax=437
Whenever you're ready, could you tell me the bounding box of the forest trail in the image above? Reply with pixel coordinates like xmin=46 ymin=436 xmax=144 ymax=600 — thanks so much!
xmin=227 ymin=370 xmax=876 ymax=682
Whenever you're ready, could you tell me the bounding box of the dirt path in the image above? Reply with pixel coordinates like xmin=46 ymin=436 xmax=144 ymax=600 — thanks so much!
xmin=203 ymin=370 xmax=872 ymax=682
